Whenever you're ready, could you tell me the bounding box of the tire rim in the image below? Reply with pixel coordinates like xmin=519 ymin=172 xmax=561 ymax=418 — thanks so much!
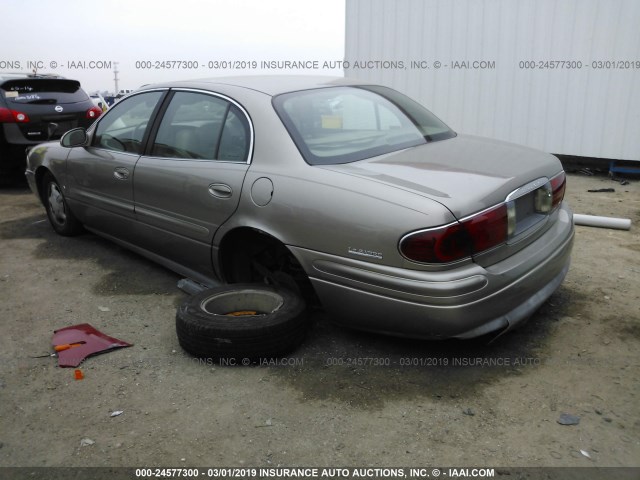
xmin=201 ymin=289 xmax=284 ymax=318
xmin=48 ymin=182 xmax=67 ymax=226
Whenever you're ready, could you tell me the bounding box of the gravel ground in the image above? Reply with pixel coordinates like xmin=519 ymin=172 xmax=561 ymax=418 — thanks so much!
xmin=0 ymin=172 xmax=638 ymax=471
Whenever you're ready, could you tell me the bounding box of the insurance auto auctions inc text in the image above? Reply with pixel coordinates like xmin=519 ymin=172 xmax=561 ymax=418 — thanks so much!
xmin=253 ymin=467 xmax=495 ymax=478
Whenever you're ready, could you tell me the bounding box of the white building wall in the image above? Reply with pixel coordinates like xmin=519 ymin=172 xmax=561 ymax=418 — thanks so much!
xmin=345 ymin=0 xmax=640 ymax=161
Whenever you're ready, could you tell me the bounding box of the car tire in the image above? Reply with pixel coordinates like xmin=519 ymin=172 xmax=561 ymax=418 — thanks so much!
xmin=43 ymin=172 xmax=84 ymax=236
xmin=176 ymin=283 xmax=308 ymax=362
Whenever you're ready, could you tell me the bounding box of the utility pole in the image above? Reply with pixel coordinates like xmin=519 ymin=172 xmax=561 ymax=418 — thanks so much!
xmin=113 ymin=62 xmax=120 ymax=95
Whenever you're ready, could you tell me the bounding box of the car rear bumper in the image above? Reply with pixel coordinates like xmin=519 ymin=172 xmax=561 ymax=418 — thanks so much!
xmin=290 ymin=203 xmax=574 ymax=339
xmin=2 ymin=123 xmax=42 ymax=146
xmin=1 ymin=124 xmax=46 ymax=174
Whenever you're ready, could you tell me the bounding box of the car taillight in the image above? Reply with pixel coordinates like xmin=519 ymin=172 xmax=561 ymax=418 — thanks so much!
xmin=0 ymin=107 xmax=29 ymax=123
xmin=400 ymin=223 xmax=470 ymax=263
xmin=550 ymin=171 xmax=566 ymax=210
xmin=86 ymin=106 xmax=103 ymax=119
xmin=465 ymin=204 xmax=509 ymax=253
xmin=0 ymin=108 xmax=11 ymax=122
xmin=400 ymin=204 xmax=508 ymax=263
xmin=401 ymin=172 xmax=566 ymax=264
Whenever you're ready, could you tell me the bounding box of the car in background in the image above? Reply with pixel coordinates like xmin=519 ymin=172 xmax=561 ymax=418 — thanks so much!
xmin=0 ymin=73 xmax=103 ymax=177
xmin=25 ymin=76 xmax=573 ymax=356
xmin=90 ymin=93 xmax=109 ymax=112
xmin=114 ymin=89 xmax=134 ymax=102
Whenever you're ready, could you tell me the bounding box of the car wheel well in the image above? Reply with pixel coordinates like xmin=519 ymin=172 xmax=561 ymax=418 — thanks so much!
xmin=218 ymin=228 xmax=318 ymax=305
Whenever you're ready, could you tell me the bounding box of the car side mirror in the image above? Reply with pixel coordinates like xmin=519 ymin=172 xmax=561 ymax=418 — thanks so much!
xmin=61 ymin=128 xmax=88 ymax=148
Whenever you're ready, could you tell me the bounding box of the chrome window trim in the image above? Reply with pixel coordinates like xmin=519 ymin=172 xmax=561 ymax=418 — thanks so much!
xmin=86 ymin=149 xmax=141 ymax=158
xmin=165 ymin=88 xmax=255 ymax=165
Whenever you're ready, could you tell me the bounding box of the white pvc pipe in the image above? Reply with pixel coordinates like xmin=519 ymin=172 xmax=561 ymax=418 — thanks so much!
xmin=573 ymin=214 xmax=632 ymax=230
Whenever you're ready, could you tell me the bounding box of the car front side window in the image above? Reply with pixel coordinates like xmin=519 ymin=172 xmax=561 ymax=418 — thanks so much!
xmin=93 ymin=91 xmax=164 ymax=154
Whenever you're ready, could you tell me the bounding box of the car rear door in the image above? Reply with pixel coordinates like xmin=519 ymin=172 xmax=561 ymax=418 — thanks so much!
xmin=132 ymin=90 xmax=253 ymax=277
xmin=65 ymin=90 xmax=166 ymax=235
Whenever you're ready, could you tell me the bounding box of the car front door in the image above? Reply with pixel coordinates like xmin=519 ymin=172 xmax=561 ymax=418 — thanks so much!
xmin=65 ymin=90 xmax=165 ymax=237
xmin=132 ymin=90 xmax=253 ymax=278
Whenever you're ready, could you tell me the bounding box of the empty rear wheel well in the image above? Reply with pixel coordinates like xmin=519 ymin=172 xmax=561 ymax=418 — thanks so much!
xmin=218 ymin=228 xmax=318 ymax=304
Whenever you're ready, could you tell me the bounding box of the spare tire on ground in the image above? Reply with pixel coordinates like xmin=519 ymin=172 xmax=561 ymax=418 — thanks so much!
xmin=176 ymin=283 xmax=308 ymax=362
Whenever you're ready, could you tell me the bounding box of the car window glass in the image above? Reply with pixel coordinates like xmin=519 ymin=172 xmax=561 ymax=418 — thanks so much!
xmin=151 ymin=92 xmax=229 ymax=160
xmin=361 ymin=85 xmax=455 ymax=140
xmin=218 ymin=106 xmax=250 ymax=162
xmin=93 ymin=91 xmax=163 ymax=154
xmin=276 ymin=88 xmax=425 ymax=164
xmin=273 ymin=86 xmax=456 ymax=165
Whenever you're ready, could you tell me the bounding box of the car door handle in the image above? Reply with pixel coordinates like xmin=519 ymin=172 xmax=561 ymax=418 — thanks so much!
xmin=113 ymin=167 xmax=130 ymax=180
xmin=208 ymin=183 xmax=233 ymax=198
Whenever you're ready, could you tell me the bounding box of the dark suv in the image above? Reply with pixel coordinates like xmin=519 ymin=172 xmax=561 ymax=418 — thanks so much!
xmin=0 ymin=73 xmax=102 ymax=177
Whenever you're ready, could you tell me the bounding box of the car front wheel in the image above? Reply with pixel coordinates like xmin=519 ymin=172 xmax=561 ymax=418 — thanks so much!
xmin=43 ymin=172 xmax=84 ymax=236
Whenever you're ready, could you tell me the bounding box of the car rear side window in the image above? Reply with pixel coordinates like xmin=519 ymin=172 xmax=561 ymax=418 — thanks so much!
xmin=150 ymin=91 xmax=250 ymax=162
xmin=273 ymin=86 xmax=456 ymax=165
xmin=93 ymin=91 xmax=163 ymax=154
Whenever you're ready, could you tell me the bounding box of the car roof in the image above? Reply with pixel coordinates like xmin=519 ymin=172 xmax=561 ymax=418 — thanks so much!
xmin=141 ymin=75 xmax=365 ymax=96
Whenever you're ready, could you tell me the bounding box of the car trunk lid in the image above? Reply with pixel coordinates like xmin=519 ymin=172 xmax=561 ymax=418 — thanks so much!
xmin=320 ymin=134 xmax=566 ymax=265
xmin=319 ymin=134 xmax=562 ymax=220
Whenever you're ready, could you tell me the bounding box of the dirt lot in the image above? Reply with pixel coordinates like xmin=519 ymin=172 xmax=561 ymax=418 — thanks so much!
xmin=0 ymin=172 xmax=638 ymax=470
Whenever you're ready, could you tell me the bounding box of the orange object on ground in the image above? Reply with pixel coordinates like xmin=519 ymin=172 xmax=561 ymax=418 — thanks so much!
xmin=54 ymin=342 xmax=85 ymax=352
xmin=74 ymin=369 xmax=84 ymax=380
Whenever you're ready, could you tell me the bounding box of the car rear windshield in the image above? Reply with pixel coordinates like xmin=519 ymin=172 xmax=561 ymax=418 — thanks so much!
xmin=272 ymin=85 xmax=456 ymax=165
xmin=1 ymin=79 xmax=89 ymax=105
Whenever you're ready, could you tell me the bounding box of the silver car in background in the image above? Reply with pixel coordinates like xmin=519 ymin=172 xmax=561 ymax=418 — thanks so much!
xmin=26 ymin=76 xmax=574 ymax=340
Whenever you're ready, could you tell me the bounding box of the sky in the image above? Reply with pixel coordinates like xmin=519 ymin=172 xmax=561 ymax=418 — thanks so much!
xmin=1 ymin=0 xmax=346 ymax=93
